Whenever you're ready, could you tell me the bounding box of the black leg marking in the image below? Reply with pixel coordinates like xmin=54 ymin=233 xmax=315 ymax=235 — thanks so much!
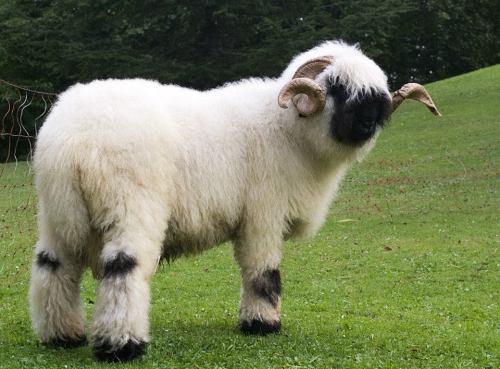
xmin=45 ymin=335 xmax=87 ymax=349
xmin=252 ymin=269 xmax=281 ymax=307
xmin=103 ymin=252 xmax=137 ymax=278
xmin=93 ymin=337 xmax=147 ymax=362
xmin=240 ymin=319 xmax=281 ymax=335
xmin=36 ymin=251 xmax=60 ymax=271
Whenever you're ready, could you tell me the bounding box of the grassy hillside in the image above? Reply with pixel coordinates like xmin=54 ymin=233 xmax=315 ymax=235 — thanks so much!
xmin=0 ymin=65 xmax=498 ymax=368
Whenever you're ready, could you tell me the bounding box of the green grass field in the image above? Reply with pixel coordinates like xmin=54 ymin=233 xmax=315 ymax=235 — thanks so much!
xmin=0 ymin=65 xmax=498 ymax=368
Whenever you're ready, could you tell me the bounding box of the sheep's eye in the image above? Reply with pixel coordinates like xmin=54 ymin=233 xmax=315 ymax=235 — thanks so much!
xmin=328 ymin=83 xmax=348 ymax=100
xmin=344 ymin=107 xmax=355 ymax=115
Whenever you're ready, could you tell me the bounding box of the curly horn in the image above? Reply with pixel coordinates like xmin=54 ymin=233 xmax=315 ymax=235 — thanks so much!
xmin=392 ymin=83 xmax=441 ymax=116
xmin=278 ymin=78 xmax=327 ymax=117
xmin=278 ymin=56 xmax=334 ymax=117
xmin=292 ymin=56 xmax=335 ymax=79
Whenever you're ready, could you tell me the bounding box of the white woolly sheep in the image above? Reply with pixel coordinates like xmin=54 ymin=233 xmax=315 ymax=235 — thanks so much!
xmin=29 ymin=40 xmax=440 ymax=362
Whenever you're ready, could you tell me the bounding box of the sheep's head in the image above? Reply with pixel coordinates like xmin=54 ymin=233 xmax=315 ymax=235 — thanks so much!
xmin=278 ymin=43 xmax=440 ymax=147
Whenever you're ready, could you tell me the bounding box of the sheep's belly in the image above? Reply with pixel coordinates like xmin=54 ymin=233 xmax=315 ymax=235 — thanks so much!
xmin=161 ymin=217 xmax=238 ymax=262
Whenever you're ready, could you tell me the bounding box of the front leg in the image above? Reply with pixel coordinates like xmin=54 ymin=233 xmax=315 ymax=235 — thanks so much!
xmin=234 ymin=228 xmax=283 ymax=335
xmin=239 ymin=268 xmax=282 ymax=335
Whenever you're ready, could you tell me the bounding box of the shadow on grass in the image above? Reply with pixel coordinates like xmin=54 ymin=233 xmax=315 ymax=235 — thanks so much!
xmin=2 ymin=300 xmax=496 ymax=369
xmin=3 ymin=319 xmax=355 ymax=368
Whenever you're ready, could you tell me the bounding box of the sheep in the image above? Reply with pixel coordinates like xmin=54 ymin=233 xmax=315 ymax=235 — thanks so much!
xmin=29 ymin=40 xmax=440 ymax=362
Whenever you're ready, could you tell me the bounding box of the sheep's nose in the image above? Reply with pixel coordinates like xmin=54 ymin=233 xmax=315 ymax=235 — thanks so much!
xmin=360 ymin=120 xmax=376 ymax=130
xmin=356 ymin=120 xmax=377 ymax=135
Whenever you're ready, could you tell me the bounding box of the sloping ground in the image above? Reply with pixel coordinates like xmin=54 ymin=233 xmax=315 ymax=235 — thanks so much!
xmin=0 ymin=65 xmax=498 ymax=368
xmin=334 ymin=64 xmax=499 ymax=241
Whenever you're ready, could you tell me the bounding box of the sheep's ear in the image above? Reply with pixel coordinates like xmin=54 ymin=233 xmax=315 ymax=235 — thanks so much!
xmin=392 ymin=83 xmax=441 ymax=116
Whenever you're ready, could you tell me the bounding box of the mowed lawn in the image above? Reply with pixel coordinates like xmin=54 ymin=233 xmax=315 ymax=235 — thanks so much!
xmin=0 ymin=65 xmax=498 ymax=368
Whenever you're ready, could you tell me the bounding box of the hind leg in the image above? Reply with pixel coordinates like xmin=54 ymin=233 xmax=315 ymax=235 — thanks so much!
xmin=29 ymin=231 xmax=87 ymax=347
xmin=91 ymin=219 xmax=165 ymax=362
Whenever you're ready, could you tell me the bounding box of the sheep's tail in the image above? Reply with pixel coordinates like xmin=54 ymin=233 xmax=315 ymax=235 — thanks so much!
xmin=34 ymin=146 xmax=92 ymax=255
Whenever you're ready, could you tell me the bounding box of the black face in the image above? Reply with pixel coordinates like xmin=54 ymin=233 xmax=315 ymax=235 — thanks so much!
xmin=328 ymin=83 xmax=392 ymax=146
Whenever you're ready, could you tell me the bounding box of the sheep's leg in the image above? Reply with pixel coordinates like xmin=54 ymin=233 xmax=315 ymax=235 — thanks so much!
xmin=91 ymin=229 xmax=162 ymax=362
xmin=234 ymin=231 xmax=282 ymax=335
xmin=29 ymin=234 xmax=87 ymax=348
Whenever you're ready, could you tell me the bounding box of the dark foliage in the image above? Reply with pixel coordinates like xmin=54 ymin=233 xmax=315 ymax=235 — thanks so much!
xmin=1 ymin=0 xmax=498 ymax=91
xmin=0 ymin=0 xmax=498 ymax=160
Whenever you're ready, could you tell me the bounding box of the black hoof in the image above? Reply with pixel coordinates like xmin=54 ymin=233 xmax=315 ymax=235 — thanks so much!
xmin=93 ymin=337 xmax=147 ymax=362
xmin=45 ymin=335 xmax=88 ymax=348
xmin=240 ymin=319 xmax=281 ymax=336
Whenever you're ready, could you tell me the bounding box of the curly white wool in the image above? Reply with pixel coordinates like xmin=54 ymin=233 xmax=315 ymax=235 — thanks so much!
xmin=29 ymin=40 xmax=390 ymax=360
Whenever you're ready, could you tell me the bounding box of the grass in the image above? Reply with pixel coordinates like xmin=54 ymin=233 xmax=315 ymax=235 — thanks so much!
xmin=0 ymin=65 xmax=499 ymax=368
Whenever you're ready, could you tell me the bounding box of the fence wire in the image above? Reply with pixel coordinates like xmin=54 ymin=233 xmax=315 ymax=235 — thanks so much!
xmin=0 ymin=80 xmax=56 ymax=289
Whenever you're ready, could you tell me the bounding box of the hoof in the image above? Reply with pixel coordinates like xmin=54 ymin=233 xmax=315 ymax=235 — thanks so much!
xmin=45 ymin=335 xmax=87 ymax=348
xmin=240 ymin=319 xmax=281 ymax=336
xmin=93 ymin=337 xmax=147 ymax=362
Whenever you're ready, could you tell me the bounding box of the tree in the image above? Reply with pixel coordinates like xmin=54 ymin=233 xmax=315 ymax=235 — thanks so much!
xmin=0 ymin=0 xmax=498 ymax=160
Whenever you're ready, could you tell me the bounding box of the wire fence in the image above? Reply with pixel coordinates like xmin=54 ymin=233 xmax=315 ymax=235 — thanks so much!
xmin=0 ymin=80 xmax=56 ymax=288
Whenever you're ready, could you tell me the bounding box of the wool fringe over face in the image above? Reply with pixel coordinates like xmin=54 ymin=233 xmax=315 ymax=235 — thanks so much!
xmin=29 ymin=40 xmax=439 ymax=362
